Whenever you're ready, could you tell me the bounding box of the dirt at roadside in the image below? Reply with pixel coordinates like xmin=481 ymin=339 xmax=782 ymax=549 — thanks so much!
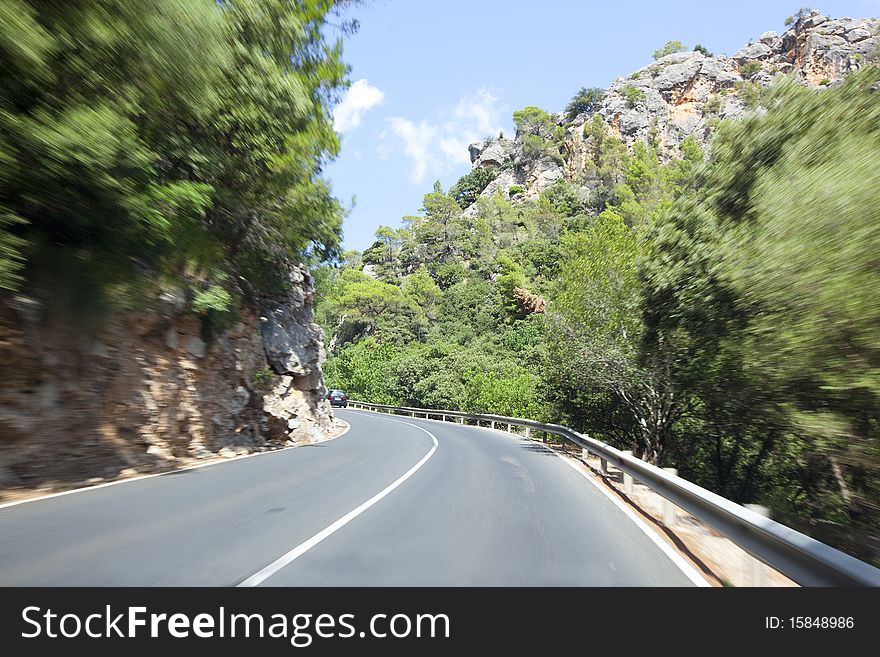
xmin=0 ymin=418 xmax=349 ymax=507
xmin=558 ymin=445 xmax=797 ymax=587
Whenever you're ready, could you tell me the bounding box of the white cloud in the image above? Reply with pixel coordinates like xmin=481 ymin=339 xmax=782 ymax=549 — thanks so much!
xmin=387 ymin=118 xmax=438 ymax=184
xmin=381 ymin=88 xmax=505 ymax=185
xmin=333 ymin=79 xmax=384 ymax=133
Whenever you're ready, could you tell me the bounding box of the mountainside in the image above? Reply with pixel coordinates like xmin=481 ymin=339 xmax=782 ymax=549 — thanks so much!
xmin=0 ymin=266 xmax=341 ymax=497
xmin=0 ymin=2 xmax=352 ymax=498
xmin=467 ymin=10 xmax=879 ymax=204
xmin=317 ymin=10 xmax=880 ymax=564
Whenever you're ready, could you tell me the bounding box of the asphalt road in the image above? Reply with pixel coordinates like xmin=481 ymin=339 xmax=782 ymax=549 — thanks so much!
xmin=0 ymin=409 xmax=695 ymax=586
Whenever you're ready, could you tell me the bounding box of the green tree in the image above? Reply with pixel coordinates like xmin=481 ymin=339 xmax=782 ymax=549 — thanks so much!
xmin=325 ymin=337 xmax=397 ymax=403
xmin=402 ymin=266 xmax=441 ymax=320
xmin=448 ymin=166 xmax=498 ymax=209
xmin=653 ymin=40 xmax=687 ymax=60
xmin=402 ymin=182 xmax=472 ymax=267
xmin=512 ymin=106 xmax=563 ymax=160
xmin=0 ymin=0 xmax=351 ymax=309
xmin=643 ymin=69 xmax=880 ymax=558
xmin=564 ymin=87 xmax=605 ymax=121
xmin=551 ymin=211 xmax=688 ymax=463
xmin=621 ymin=85 xmax=647 ymax=109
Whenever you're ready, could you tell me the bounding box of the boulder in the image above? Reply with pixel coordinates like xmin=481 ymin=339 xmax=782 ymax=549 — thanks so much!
xmin=468 ymin=138 xmax=514 ymax=169
xmin=260 ymin=266 xmax=324 ymax=376
xmin=733 ymin=42 xmax=772 ymax=63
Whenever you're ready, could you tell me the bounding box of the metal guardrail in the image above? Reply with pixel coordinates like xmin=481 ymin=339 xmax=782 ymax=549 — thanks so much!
xmin=347 ymin=400 xmax=880 ymax=587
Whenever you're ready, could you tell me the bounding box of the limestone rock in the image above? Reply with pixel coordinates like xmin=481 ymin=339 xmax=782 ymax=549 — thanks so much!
xmin=260 ymin=265 xmax=324 ymax=377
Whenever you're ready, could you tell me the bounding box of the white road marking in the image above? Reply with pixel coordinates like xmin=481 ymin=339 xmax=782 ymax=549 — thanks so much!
xmin=237 ymin=417 xmax=438 ymax=587
xmin=556 ymin=453 xmax=711 ymax=587
xmin=338 ymin=409 xmax=710 ymax=586
xmin=0 ymin=421 xmax=352 ymax=511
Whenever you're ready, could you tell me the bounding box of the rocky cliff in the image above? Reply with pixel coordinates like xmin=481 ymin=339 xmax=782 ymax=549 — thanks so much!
xmin=467 ymin=11 xmax=878 ymax=201
xmin=0 ymin=264 xmax=341 ymax=498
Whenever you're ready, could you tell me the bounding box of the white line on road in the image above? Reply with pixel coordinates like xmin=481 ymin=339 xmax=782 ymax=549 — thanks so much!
xmin=556 ymin=453 xmax=711 ymax=587
xmin=237 ymin=417 xmax=439 ymax=587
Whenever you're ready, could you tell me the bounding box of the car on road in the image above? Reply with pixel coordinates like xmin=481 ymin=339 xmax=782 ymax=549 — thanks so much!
xmin=327 ymin=389 xmax=348 ymax=408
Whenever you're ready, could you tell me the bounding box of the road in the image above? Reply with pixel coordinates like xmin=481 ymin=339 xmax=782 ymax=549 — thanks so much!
xmin=0 ymin=409 xmax=696 ymax=586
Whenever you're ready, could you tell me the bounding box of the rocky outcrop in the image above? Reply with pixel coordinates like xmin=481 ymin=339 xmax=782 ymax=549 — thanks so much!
xmin=468 ymin=138 xmax=515 ymax=169
xmin=513 ymin=287 xmax=547 ymax=316
xmin=464 ymin=11 xmax=878 ymax=204
xmin=0 ymin=265 xmax=341 ymax=497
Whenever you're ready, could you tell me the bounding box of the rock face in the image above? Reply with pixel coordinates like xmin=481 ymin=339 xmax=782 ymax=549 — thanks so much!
xmin=588 ymin=12 xmax=879 ymax=157
xmin=464 ymin=12 xmax=879 ymax=202
xmin=0 ymin=264 xmax=340 ymax=495
xmin=468 ymin=138 xmax=515 ymax=169
xmin=261 ymin=265 xmax=324 ymax=378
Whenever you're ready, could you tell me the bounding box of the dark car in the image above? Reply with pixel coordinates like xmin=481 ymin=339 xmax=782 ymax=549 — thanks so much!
xmin=327 ymin=389 xmax=348 ymax=408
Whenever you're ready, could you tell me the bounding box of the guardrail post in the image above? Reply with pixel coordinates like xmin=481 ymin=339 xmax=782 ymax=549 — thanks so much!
xmin=622 ymin=451 xmax=634 ymax=494
xmin=744 ymin=504 xmax=770 ymax=586
xmin=491 ymin=420 xmax=495 ymax=430
xmin=525 ymin=427 xmax=531 ymax=439
xmin=663 ymin=468 xmax=678 ymax=527
xmin=581 ymin=447 xmax=589 ymax=462
xmin=507 ymin=423 xmax=512 ymax=432
xmin=599 ymin=457 xmax=607 ymax=475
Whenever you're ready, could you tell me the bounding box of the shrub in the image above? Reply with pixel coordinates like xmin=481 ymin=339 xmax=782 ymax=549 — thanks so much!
xmin=785 ymin=7 xmax=814 ymax=27
xmin=252 ymin=367 xmax=274 ymax=390
xmin=734 ymin=80 xmax=762 ymax=108
xmin=653 ymin=40 xmax=687 ymax=60
xmin=564 ymin=87 xmax=605 ymax=121
xmin=740 ymin=60 xmax=762 ymax=79
xmin=704 ymin=94 xmax=723 ymax=114
xmin=693 ymin=44 xmax=713 ymax=57
xmin=192 ymin=285 xmax=232 ymax=314
xmin=508 ymin=185 xmax=525 ymax=198
xmin=449 ymin=166 xmax=498 ymax=209
xmin=621 ymin=85 xmax=647 ymax=109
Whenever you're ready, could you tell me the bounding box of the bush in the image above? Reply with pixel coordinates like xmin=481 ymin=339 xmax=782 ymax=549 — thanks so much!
xmin=252 ymin=367 xmax=274 ymax=390
xmin=704 ymin=94 xmax=723 ymax=114
xmin=693 ymin=44 xmax=713 ymax=57
xmin=449 ymin=166 xmax=498 ymax=209
xmin=734 ymin=80 xmax=763 ymax=108
xmin=621 ymin=85 xmax=647 ymax=109
xmin=785 ymin=7 xmax=814 ymax=27
xmin=740 ymin=60 xmax=762 ymax=79
xmin=508 ymin=185 xmax=525 ymax=198
xmin=192 ymin=285 xmax=232 ymax=314
xmin=653 ymin=40 xmax=687 ymax=60
xmin=564 ymin=87 xmax=605 ymax=121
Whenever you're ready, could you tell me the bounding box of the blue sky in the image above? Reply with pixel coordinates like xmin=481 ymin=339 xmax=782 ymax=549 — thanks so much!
xmin=327 ymin=0 xmax=879 ymax=252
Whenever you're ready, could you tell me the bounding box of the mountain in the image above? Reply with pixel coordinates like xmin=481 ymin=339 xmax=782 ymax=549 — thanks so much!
xmin=465 ymin=10 xmax=878 ymax=204
xmin=318 ymin=9 xmax=880 ymax=564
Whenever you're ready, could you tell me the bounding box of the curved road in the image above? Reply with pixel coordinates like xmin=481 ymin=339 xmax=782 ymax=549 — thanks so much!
xmin=0 ymin=409 xmax=696 ymax=586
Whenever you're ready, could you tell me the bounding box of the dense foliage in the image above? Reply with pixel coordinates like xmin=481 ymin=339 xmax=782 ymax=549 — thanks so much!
xmin=0 ymin=0 xmax=350 ymax=319
xmin=318 ymin=71 xmax=880 ymax=564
